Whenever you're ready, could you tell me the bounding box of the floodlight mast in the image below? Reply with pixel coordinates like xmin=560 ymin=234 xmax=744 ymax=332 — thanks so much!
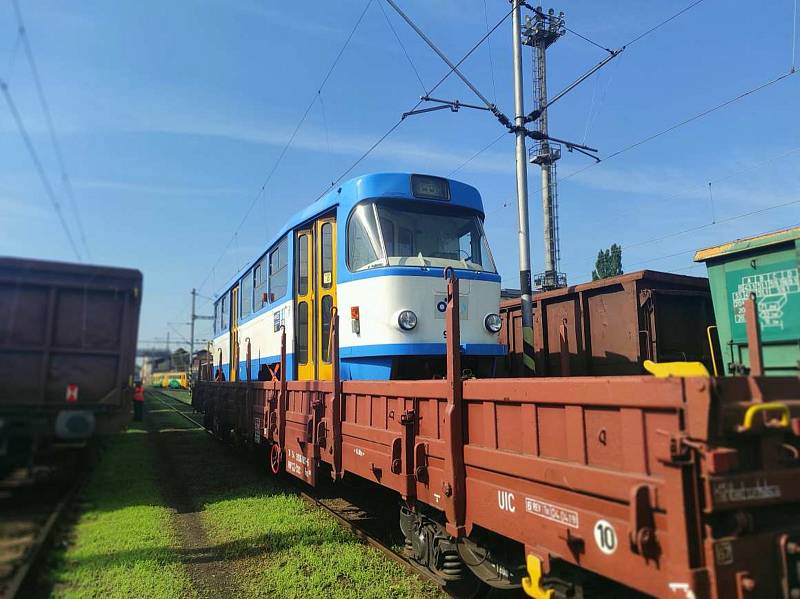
xmin=524 ymin=7 xmax=566 ymax=291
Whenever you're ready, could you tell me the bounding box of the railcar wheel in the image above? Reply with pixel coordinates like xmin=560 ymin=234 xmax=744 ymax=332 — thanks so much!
xmin=269 ymin=444 xmax=282 ymax=475
xmin=399 ymin=505 xmax=483 ymax=597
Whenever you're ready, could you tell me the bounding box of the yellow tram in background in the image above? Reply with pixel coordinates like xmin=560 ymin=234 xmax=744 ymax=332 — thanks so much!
xmin=150 ymin=371 xmax=189 ymax=389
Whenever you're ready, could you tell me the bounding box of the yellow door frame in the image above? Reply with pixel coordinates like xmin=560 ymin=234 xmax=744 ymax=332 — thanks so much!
xmin=230 ymin=286 xmax=239 ymax=382
xmin=296 ymin=227 xmax=315 ymax=381
xmin=315 ymin=217 xmax=337 ymax=381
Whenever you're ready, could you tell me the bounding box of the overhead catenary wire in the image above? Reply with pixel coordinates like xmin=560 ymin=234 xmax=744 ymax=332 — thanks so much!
xmin=793 ymin=0 xmax=798 ymax=70
xmin=447 ymin=131 xmax=505 ymax=177
xmin=313 ymin=4 xmax=515 ymax=200
xmin=564 ymin=26 xmax=613 ymax=54
xmin=482 ymin=0 xmax=498 ymax=104
xmin=5 ymin=26 xmax=23 ymax=80
xmin=453 ymin=0 xmax=709 ymax=180
xmin=623 ymin=0 xmax=708 ymax=48
xmin=583 ymin=144 xmax=800 ymax=233
xmin=561 ymin=69 xmax=798 ymax=182
xmin=195 ymin=0 xmax=374 ymax=294
xmin=0 ymin=80 xmax=82 ymax=261
xmin=582 ymin=52 xmax=621 ymax=145
xmin=572 ymin=206 xmax=800 ymax=280
xmin=489 ymin=142 xmax=800 ymax=266
xmin=317 ymin=90 xmax=334 ymax=186
xmin=386 ymin=0 xmax=515 ymax=120
xmin=623 ymin=199 xmax=800 ymax=251
xmin=11 ymin=0 xmax=91 ymax=259
xmin=377 ymin=0 xmax=428 ymax=95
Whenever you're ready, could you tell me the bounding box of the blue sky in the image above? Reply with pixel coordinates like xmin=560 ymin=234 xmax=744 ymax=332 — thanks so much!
xmin=1 ymin=0 xmax=798 ymax=347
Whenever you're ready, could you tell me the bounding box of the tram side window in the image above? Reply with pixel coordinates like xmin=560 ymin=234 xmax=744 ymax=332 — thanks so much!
xmin=269 ymin=237 xmax=288 ymax=302
xmin=398 ymin=227 xmax=413 ymax=256
xmin=253 ymin=259 xmax=267 ymax=310
xmin=220 ymin=295 xmax=228 ymax=331
xmin=297 ymin=233 xmax=309 ymax=296
xmin=321 ymin=295 xmax=333 ymax=362
xmin=240 ymin=269 xmax=253 ymax=318
xmin=321 ymin=222 xmax=333 ymax=289
xmin=347 ymin=204 xmax=382 ymax=271
xmin=213 ymin=302 xmax=218 ymax=335
xmin=457 ymin=224 xmax=492 ymax=268
xmin=296 ymin=301 xmax=308 ymax=364
xmin=379 ymin=217 xmax=394 ymax=257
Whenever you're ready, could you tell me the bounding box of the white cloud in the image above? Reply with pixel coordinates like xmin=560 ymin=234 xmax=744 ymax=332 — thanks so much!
xmin=560 ymin=151 xmax=800 ymax=210
xmin=76 ymin=180 xmax=246 ymax=197
xmin=122 ymin=107 xmax=512 ymax=175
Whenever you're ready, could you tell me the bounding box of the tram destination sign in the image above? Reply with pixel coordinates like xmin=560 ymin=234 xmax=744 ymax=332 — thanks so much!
xmin=411 ymin=174 xmax=450 ymax=201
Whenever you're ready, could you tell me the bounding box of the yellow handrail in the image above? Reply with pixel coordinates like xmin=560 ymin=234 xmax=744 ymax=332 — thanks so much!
xmin=706 ymin=325 xmax=719 ymax=376
xmin=738 ymin=402 xmax=791 ymax=432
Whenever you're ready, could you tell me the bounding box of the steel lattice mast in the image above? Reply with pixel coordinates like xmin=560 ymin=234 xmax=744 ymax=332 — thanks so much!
xmin=524 ymin=7 xmax=566 ymax=291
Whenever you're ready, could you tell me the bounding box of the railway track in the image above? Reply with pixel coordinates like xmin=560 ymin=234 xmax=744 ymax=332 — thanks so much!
xmin=0 ymin=449 xmax=87 ymax=599
xmin=149 ymin=389 xmax=472 ymax=598
xmin=153 ymin=389 xmax=650 ymax=598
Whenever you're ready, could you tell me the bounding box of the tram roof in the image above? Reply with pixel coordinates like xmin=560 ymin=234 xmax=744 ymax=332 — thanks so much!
xmin=213 ymin=172 xmax=484 ymax=300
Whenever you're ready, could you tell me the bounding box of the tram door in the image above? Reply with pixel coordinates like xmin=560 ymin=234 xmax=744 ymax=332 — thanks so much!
xmin=229 ymin=286 xmax=239 ymax=381
xmin=295 ymin=216 xmax=337 ymax=381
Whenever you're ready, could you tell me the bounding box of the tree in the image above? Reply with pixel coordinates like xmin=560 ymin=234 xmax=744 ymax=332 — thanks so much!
xmin=592 ymin=243 xmax=623 ymax=280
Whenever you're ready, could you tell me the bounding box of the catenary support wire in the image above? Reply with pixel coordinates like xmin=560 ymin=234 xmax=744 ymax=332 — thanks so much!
xmin=11 ymin=0 xmax=91 ymax=259
xmin=0 ymin=80 xmax=82 ymax=261
xmin=378 ymin=0 xmax=428 ymax=95
xmin=312 ymin=4 xmax=518 ymax=200
xmin=561 ymin=69 xmax=797 ymax=182
xmin=195 ymin=0 xmax=374 ymax=293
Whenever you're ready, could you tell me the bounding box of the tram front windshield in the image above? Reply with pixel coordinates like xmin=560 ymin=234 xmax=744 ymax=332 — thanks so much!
xmin=347 ymin=201 xmax=496 ymax=273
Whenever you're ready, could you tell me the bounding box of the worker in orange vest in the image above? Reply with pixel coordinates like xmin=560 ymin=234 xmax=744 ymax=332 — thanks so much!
xmin=133 ymin=381 xmax=145 ymax=421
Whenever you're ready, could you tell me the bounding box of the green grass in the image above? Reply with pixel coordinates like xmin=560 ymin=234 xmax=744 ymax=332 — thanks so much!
xmin=46 ymin=397 xmax=441 ymax=599
xmin=150 ymin=405 xmax=442 ymax=599
xmin=47 ymin=420 xmax=194 ymax=599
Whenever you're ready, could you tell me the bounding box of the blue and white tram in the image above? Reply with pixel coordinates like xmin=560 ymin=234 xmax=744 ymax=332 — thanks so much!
xmin=210 ymin=172 xmax=504 ymax=382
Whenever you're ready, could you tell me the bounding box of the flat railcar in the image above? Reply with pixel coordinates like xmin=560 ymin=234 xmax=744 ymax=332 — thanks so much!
xmin=193 ymin=281 xmax=800 ymax=598
xmin=0 ymin=257 xmax=142 ymax=474
xmin=193 ymin=224 xmax=800 ymax=598
xmin=208 ymin=173 xmax=504 ymax=383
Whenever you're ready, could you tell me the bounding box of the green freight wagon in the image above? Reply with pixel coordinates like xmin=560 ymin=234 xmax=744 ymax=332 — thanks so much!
xmin=694 ymin=226 xmax=799 ymax=376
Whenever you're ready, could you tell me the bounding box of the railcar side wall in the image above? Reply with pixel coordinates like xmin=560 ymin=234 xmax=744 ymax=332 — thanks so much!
xmin=499 ymin=270 xmax=715 ymax=377
xmin=194 ymin=371 xmax=800 ymax=599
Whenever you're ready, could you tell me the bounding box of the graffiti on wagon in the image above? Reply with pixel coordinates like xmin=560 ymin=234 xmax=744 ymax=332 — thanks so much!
xmin=732 ymin=267 xmax=799 ymax=330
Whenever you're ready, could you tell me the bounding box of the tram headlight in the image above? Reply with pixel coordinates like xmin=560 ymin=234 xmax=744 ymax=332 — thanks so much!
xmin=398 ymin=310 xmax=418 ymax=331
xmin=484 ymin=313 xmax=502 ymax=333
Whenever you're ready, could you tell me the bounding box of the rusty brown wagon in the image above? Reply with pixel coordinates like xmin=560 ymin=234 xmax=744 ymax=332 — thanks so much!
xmin=194 ymin=272 xmax=799 ymax=599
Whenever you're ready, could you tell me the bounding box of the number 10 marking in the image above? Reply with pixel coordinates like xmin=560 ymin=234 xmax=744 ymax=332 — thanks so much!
xmin=593 ymin=519 xmax=618 ymax=555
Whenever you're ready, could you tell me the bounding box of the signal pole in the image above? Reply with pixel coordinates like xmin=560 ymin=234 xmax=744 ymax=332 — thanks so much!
xmin=511 ymin=0 xmax=536 ymax=374
xmin=524 ymin=7 xmax=566 ymax=290
xmin=189 ymin=288 xmax=214 ymax=377
xmin=190 ymin=289 xmax=196 ymax=373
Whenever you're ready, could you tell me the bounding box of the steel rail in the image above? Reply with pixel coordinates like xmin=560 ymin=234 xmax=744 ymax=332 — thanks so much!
xmin=1 ymin=461 xmax=86 ymax=599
